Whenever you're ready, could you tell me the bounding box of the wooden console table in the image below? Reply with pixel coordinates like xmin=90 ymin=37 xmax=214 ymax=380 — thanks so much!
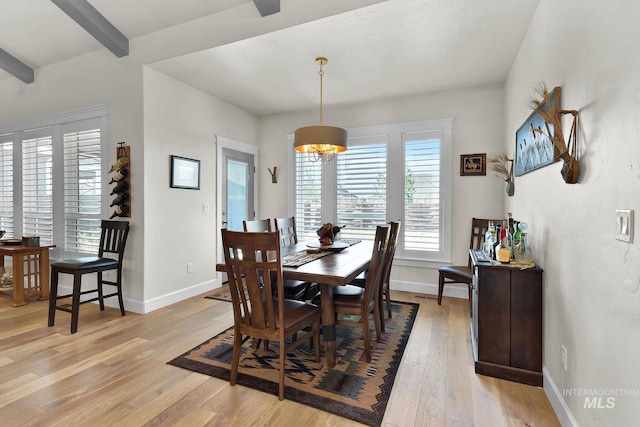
xmin=0 ymin=242 xmax=56 ymax=307
xmin=470 ymin=250 xmax=543 ymax=386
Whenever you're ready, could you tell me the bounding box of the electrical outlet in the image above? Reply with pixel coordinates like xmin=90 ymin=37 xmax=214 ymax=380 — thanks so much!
xmin=187 ymin=263 xmax=193 ymax=273
xmin=561 ymin=345 xmax=567 ymax=372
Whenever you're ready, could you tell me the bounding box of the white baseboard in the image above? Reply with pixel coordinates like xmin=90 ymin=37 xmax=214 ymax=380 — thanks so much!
xmin=57 ymin=278 xmax=220 ymax=314
xmin=391 ymin=279 xmax=469 ymax=300
xmin=543 ymin=367 xmax=579 ymax=427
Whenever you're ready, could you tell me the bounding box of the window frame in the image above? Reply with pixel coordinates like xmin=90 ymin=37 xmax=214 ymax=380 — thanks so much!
xmin=288 ymin=118 xmax=453 ymax=267
xmin=0 ymin=106 xmax=108 ymax=260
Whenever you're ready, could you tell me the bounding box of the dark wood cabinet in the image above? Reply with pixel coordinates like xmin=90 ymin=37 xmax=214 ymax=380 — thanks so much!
xmin=470 ymin=252 xmax=543 ymax=386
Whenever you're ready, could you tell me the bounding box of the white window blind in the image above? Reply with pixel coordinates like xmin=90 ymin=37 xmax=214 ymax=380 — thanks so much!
xmin=0 ymin=137 xmax=13 ymax=237
xmin=63 ymin=126 xmax=102 ymax=254
xmin=22 ymin=130 xmax=54 ymax=245
xmin=291 ymin=119 xmax=452 ymax=263
xmin=403 ymin=131 xmax=442 ymax=252
xmin=336 ymin=139 xmax=388 ymax=240
xmin=295 ymin=152 xmax=322 ymax=240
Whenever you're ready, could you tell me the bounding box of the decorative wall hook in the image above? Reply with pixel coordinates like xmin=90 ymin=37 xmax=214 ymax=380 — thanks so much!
xmin=268 ymin=167 xmax=278 ymax=183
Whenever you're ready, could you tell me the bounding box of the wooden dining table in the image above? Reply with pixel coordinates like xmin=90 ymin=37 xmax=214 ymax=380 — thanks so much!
xmin=217 ymin=239 xmax=373 ymax=368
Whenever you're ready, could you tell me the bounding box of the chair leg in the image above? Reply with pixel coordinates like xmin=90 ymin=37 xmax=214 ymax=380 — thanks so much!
xmin=377 ymin=286 xmax=386 ymax=333
xmin=116 ymin=270 xmax=126 ymax=316
xmin=97 ymin=272 xmax=105 ymax=311
xmin=437 ymin=273 xmax=445 ymax=305
xmin=230 ymin=329 xmax=242 ymax=386
xmin=468 ymin=283 xmax=473 ymax=317
xmin=362 ymin=311 xmax=372 ymax=363
xmin=384 ymin=282 xmax=392 ymax=319
xmin=70 ymin=273 xmax=82 ymax=334
xmin=278 ymin=338 xmax=286 ymax=400
xmin=313 ymin=319 xmax=321 ymax=362
xmin=373 ymin=304 xmax=382 ymax=343
xmin=48 ymin=269 xmax=59 ymax=327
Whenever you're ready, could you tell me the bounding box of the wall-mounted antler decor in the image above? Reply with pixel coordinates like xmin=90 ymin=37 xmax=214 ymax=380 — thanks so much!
xmin=529 ymin=83 xmax=580 ymax=184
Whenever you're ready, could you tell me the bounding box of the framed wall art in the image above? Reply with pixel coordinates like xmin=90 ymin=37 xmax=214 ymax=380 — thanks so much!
xmin=460 ymin=153 xmax=486 ymax=176
xmin=515 ymin=86 xmax=561 ymax=176
xmin=170 ymin=155 xmax=200 ymax=190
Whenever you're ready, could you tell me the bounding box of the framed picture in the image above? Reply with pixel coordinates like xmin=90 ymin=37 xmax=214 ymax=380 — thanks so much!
xmin=515 ymin=86 xmax=561 ymax=176
xmin=170 ymin=155 xmax=200 ymax=190
xmin=460 ymin=153 xmax=486 ymax=176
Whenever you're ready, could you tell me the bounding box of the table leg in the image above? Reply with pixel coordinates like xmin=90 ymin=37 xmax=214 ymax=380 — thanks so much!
xmin=38 ymin=248 xmax=50 ymax=300
xmin=12 ymin=254 xmax=26 ymax=307
xmin=319 ymin=283 xmax=337 ymax=368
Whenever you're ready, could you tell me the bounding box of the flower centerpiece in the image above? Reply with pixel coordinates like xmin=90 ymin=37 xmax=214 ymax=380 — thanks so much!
xmin=316 ymin=223 xmax=343 ymax=245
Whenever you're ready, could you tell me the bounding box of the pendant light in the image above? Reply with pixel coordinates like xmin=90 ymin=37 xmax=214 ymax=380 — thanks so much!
xmin=294 ymin=57 xmax=347 ymax=162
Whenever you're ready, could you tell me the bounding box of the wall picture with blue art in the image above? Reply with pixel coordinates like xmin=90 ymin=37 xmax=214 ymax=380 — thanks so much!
xmin=515 ymin=86 xmax=561 ymax=176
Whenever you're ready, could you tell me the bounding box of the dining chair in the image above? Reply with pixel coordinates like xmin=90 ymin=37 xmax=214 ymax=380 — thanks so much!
xmin=274 ymin=216 xmax=318 ymax=301
xmin=243 ymin=218 xmax=272 ymax=232
xmin=330 ymin=224 xmax=390 ymax=362
xmin=48 ymin=220 xmax=130 ymax=334
xmin=221 ymin=229 xmax=321 ymax=400
xmin=349 ymin=221 xmax=400 ymax=326
xmin=437 ymin=218 xmax=493 ymax=316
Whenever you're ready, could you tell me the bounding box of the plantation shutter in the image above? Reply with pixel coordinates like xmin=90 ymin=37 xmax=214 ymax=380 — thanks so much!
xmin=63 ymin=122 xmax=102 ymax=254
xmin=295 ymin=152 xmax=323 ymax=240
xmin=22 ymin=129 xmax=54 ymax=245
xmin=403 ymin=131 xmax=442 ymax=252
xmin=0 ymin=136 xmax=13 ymax=237
xmin=336 ymin=137 xmax=388 ymax=240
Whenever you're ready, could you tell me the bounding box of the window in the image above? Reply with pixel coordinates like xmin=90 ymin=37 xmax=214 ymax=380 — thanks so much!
xmin=0 ymin=136 xmax=13 ymax=237
xmin=0 ymin=108 xmax=106 ymax=257
xmin=292 ymin=119 xmax=452 ymax=264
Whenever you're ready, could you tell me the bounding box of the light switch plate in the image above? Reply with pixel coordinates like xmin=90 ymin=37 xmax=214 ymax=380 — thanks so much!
xmin=616 ymin=209 xmax=634 ymax=243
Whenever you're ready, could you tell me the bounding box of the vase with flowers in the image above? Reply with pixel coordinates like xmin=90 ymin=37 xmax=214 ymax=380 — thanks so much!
xmin=316 ymin=223 xmax=344 ymax=245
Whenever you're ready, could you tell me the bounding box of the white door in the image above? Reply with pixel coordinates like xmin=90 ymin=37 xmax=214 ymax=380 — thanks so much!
xmin=216 ymin=137 xmax=259 ymax=284
xmin=221 ymin=148 xmax=255 ymax=230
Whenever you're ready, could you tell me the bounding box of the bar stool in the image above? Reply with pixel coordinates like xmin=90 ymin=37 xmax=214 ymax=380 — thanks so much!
xmin=48 ymin=220 xmax=130 ymax=333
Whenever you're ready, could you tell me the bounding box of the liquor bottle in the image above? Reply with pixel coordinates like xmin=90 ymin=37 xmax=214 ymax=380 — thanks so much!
xmin=515 ymin=222 xmax=532 ymax=265
xmin=109 ymin=193 xmax=129 ymax=207
xmin=498 ymin=219 xmax=512 ymax=263
xmin=483 ymin=220 xmax=495 ymax=256
xmin=109 ymin=181 xmax=129 ymax=195
xmin=110 ymin=204 xmax=129 ymax=219
xmin=492 ymin=224 xmax=501 ymax=260
xmin=109 ymin=156 xmax=129 ymax=172
xmin=108 ymin=168 xmax=128 ymax=184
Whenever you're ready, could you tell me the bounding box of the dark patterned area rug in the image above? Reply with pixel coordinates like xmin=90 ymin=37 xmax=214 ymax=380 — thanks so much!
xmin=204 ymin=284 xmax=234 ymax=302
xmin=168 ymin=301 xmax=419 ymax=427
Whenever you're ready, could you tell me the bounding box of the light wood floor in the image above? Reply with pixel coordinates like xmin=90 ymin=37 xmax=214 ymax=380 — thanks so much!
xmin=0 ymin=290 xmax=560 ymax=426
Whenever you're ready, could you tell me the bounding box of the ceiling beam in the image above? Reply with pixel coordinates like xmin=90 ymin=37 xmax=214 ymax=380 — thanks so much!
xmin=0 ymin=48 xmax=34 ymax=83
xmin=51 ymin=0 xmax=129 ymax=57
xmin=253 ymin=0 xmax=280 ymax=17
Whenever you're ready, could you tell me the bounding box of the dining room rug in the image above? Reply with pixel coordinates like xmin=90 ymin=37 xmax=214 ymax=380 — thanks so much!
xmin=204 ymin=284 xmax=234 ymax=302
xmin=168 ymin=300 xmax=419 ymax=427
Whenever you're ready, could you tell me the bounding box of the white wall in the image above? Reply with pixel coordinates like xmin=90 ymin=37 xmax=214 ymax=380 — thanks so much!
xmin=505 ymin=1 xmax=640 ymax=425
xmin=141 ymin=67 xmax=259 ymax=311
xmin=258 ymin=84 xmax=506 ymax=294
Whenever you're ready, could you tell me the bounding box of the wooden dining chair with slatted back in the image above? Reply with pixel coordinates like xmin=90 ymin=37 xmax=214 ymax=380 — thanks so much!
xmin=274 ymin=216 xmax=318 ymax=301
xmin=48 ymin=220 xmax=130 ymax=334
xmin=331 ymin=224 xmax=390 ymax=362
xmin=242 ymin=219 xmax=272 ymax=232
xmin=377 ymin=221 xmax=400 ymax=325
xmin=221 ymin=229 xmax=321 ymax=400
xmin=437 ymin=218 xmax=493 ymax=316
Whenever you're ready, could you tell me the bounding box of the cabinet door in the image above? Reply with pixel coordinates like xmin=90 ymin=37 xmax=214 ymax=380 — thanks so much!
xmin=477 ymin=267 xmax=511 ymax=365
xmin=510 ymin=269 xmax=543 ymax=371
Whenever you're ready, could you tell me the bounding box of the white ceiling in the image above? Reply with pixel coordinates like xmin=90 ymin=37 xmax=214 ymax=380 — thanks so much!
xmin=0 ymin=0 xmax=540 ymax=116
